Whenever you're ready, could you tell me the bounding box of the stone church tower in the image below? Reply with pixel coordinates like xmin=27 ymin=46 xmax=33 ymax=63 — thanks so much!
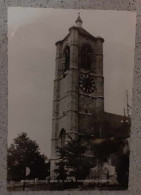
xmin=50 ymin=14 xmax=104 ymax=179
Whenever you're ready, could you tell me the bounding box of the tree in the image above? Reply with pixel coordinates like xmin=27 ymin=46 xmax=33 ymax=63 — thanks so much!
xmin=91 ymin=139 xmax=120 ymax=162
xmin=54 ymin=160 xmax=68 ymax=181
xmin=54 ymin=143 xmax=69 ymax=182
xmin=7 ymin=132 xmax=50 ymax=181
xmin=54 ymin=136 xmax=92 ymax=182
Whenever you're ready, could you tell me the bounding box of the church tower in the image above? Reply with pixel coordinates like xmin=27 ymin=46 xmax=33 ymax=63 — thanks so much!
xmin=50 ymin=13 xmax=104 ymax=178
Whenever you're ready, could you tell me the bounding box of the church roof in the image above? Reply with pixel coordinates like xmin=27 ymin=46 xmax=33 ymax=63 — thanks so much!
xmin=76 ymin=27 xmax=104 ymax=42
xmin=78 ymin=111 xmax=130 ymax=139
xmin=56 ymin=26 xmax=104 ymax=45
xmin=103 ymin=112 xmax=131 ymax=138
xmin=56 ymin=14 xmax=104 ymax=45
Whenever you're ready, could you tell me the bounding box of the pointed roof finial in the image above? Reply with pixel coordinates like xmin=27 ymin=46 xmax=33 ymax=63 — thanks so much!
xmin=75 ymin=12 xmax=83 ymax=27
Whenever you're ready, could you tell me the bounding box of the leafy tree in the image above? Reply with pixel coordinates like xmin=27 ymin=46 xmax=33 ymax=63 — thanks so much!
xmin=54 ymin=144 xmax=69 ymax=182
xmin=7 ymin=132 xmax=50 ymax=181
xmin=91 ymin=139 xmax=120 ymax=162
xmin=54 ymin=160 xmax=68 ymax=181
xmin=54 ymin=136 xmax=92 ymax=182
xmin=115 ymin=151 xmax=129 ymax=187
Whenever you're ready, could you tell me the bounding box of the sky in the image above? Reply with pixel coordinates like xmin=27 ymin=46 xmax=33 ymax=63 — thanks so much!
xmin=8 ymin=8 xmax=136 ymax=158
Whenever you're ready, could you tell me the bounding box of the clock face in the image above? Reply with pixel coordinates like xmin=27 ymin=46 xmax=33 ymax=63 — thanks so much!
xmin=79 ymin=73 xmax=96 ymax=94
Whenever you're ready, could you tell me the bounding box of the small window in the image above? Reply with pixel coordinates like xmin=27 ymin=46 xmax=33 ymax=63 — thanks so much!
xmin=81 ymin=44 xmax=92 ymax=70
xmin=64 ymin=46 xmax=70 ymax=71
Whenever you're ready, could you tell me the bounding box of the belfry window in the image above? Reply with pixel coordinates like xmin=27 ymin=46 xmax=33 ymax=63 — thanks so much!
xmin=59 ymin=129 xmax=66 ymax=147
xmin=81 ymin=44 xmax=92 ymax=70
xmin=64 ymin=46 xmax=70 ymax=71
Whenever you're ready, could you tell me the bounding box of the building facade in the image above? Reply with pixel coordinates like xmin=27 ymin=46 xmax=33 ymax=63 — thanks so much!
xmin=50 ymin=14 xmax=130 ymax=182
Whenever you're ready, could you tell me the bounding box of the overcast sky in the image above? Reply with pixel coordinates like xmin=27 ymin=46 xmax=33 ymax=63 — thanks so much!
xmin=8 ymin=8 xmax=136 ymax=158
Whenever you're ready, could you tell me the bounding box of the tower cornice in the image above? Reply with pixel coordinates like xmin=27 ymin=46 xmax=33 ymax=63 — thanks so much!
xmin=69 ymin=26 xmax=104 ymax=42
xmin=55 ymin=26 xmax=104 ymax=46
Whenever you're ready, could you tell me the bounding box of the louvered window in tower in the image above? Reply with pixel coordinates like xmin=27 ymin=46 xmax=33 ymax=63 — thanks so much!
xmin=64 ymin=46 xmax=70 ymax=71
xmin=81 ymin=44 xmax=92 ymax=70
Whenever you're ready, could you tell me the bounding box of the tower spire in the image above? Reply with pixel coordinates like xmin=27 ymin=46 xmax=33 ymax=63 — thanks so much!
xmin=75 ymin=12 xmax=83 ymax=28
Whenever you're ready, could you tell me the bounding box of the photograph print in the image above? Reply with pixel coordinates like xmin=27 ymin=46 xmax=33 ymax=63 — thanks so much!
xmin=8 ymin=8 xmax=136 ymax=191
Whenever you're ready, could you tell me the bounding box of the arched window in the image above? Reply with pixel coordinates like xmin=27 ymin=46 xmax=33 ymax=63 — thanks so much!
xmin=81 ymin=44 xmax=92 ymax=70
xmin=64 ymin=46 xmax=70 ymax=71
xmin=59 ymin=129 xmax=66 ymax=147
